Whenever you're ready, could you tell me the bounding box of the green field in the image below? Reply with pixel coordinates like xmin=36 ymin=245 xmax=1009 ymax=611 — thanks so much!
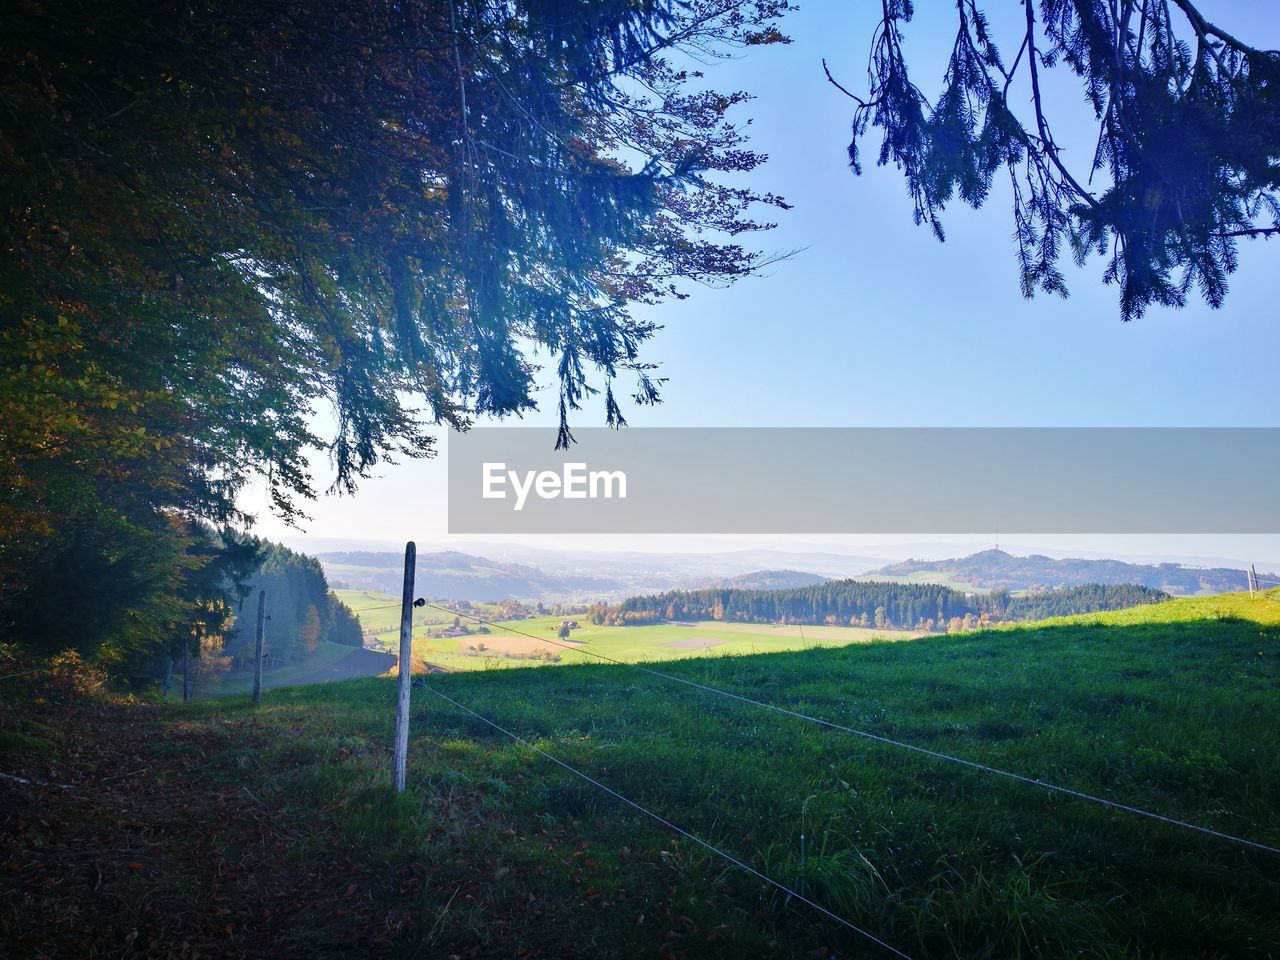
xmin=338 ymin=588 xmax=917 ymax=672
xmin=116 ymin=589 xmax=1280 ymax=959
xmin=336 ymin=589 xmax=504 ymax=635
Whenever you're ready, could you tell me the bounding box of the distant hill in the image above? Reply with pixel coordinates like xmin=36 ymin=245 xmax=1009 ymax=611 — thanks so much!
xmin=318 ymin=550 xmax=618 ymax=601
xmin=317 ymin=546 xmax=1265 ymax=603
xmin=319 ymin=552 xmax=839 ymax=603
xmin=865 ymin=549 xmax=1255 ymax=595
xmin=710 ymin=569 xmax=828 ymax=591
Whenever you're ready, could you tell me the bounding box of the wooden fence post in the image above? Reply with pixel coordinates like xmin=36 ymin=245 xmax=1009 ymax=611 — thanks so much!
xmin=252 ymin=589 xmax=266 ymax=706
xmin=393 ymin=541 xmax=416 ymax=792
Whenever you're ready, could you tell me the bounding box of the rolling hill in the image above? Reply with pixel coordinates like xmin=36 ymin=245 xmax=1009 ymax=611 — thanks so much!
xmin=866 ymin=548 xmax=1260 ymax=594
xmin=320 ymin=554 xmax=844 ymax=602
xmin=318 ymin=550 xmax=619 ymax=601
xmin=708 ymin=569 xmax=828 ymax=590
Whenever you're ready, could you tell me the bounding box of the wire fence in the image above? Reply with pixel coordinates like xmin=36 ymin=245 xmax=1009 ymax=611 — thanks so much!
xmin=421 ymin=681 xmax=914 ymax=959
xmin=241 ymin=573 xmax=1280 ymax=953
xmin=1247 ymin=571 xmax=1280 ymax=603
xmin=0 ymin=668 xmax=41 ymax=683
xmin=416 ymin=600 xmax=1280 ymax=858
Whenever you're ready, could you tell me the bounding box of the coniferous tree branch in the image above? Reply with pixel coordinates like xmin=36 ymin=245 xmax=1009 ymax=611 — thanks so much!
xmin=830 ymin=0 xmax=1280 ymax=319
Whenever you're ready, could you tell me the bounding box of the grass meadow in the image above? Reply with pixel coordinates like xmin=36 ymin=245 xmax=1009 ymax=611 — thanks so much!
xmin=336 ymin=589 xmax=918 ymax=672
xmin=144 ymin=590 xmax=1280 ymax=958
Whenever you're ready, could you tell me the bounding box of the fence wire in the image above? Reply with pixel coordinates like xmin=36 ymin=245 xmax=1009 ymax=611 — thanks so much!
xmin=417 ymin=600 xmax=1280 ymax=857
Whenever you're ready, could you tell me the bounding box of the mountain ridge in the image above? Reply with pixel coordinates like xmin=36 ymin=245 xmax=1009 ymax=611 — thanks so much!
xmin=865 ymin=548 xmax=1259 ymax=594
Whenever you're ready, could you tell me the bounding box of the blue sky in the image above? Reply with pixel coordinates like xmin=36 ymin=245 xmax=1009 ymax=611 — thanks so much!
xmin=249 ymin=2 xmax=1280 ymax=563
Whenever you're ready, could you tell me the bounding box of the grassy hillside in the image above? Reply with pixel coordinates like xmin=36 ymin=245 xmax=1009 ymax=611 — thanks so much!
xmin=334 ymin=588 xmax=460 ymax=634
xmin=338 ymin=588 xmax=916 ymax=671
xmin=6 ymin=592 xmax=1279 ymax=958
xmin=425 ymin=616 xmax=909 ymax=670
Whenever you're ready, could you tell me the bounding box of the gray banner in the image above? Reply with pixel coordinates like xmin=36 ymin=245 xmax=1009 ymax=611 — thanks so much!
xmin=446 ymin=428 xmax=1280 ymax=533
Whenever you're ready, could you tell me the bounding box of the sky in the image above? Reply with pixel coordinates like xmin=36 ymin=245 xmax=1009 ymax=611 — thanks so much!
xmin=246 ymin=2 xmax=1280 ymax=565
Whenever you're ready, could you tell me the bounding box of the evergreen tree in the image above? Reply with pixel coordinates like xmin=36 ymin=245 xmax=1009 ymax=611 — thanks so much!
xmin=829 ymin=2 xmax=1279 ymax=319
xmin=615 ymin=579 xmax=1166 ymax=628
xmin=224 ymin=541 xmax=362 ymax=664
xmin=0 ymin=0 xmax=790 ymax=669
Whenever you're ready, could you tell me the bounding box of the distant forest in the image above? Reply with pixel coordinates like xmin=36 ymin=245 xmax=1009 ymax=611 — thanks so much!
xmin=225 ymin=543 xmax=362 ymax=665
xmin=611 ymin=580 xmax=1168 ymax=631
xmin=1000 ymin=584 xmax=1168 ymax=621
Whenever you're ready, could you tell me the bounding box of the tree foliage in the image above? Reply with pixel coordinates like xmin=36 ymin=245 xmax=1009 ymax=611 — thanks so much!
xmin=225 ymin=541 xmax=362 ymax=664
xmin=0 ymin=0 xmax=789 ymax=668
xmin=616 ymin=579 xmax=1167 ymax=628
xmin=829 ymin=1 xmax=1279 ymax=319
xmin=0 ymin=517 xmax=262 ymax=681
xmin=999 ymin=581 xmax=1167 ymax=620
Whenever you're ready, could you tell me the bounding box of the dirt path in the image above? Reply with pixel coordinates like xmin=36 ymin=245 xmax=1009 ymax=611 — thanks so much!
xmin=277 ymin=648 xmax=396 ymax=688
xmin=190 ymin=649 xmax=439 ymax=700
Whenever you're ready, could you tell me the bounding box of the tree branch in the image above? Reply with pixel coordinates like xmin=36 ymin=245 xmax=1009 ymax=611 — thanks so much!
xmin=822 ymin=58 xmax=867 ymax=106
xmin=1167 ymin=0 xmax=1280 ymax=58
xmin=1217 ymin=226 xmax=1280 ymax=239
xmin=1024 ymin=1 xmax=1101 ymax=209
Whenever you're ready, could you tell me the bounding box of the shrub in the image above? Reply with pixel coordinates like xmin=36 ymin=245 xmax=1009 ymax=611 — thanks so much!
xmin=45 ymin=650 xmax=108 ymax=705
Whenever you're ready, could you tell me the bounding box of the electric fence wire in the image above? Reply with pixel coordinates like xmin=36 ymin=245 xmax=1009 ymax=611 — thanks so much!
xmin=419 ymin=681 xmax=914 ymax=960
xmin=1247 ymin=573 xmax=1280 ymax=599
xmin=353 ymin=601 xmax=417 ymax=614
xmin=416 ymin=601 xmax=1280 ymax=857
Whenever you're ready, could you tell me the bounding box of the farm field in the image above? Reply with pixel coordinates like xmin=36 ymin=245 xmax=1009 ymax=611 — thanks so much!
xmin=338 ymin=589 xmax=918 ymax=672
xmin=10 ymin=590 xmax=1276 ymax=958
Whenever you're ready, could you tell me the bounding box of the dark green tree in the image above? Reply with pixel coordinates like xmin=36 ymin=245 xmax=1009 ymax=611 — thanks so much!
xmin=617 ymin=578 xmax=1164 ymax=627
xmin=224 ymin=540 xmax=361 ymax=664
xmin=0 ymin=0 xmax=791 ymax=667
xmin=828 ymin=1 xmax=1279 ymax=319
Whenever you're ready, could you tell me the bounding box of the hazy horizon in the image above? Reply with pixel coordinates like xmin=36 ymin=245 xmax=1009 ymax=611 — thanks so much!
xmin=272 ymin=530 xmax=1280 ymax=573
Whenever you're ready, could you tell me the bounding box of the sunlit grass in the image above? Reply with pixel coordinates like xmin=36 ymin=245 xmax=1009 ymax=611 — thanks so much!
xmin=164 ymin=590 xmax=1280 ymax=959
